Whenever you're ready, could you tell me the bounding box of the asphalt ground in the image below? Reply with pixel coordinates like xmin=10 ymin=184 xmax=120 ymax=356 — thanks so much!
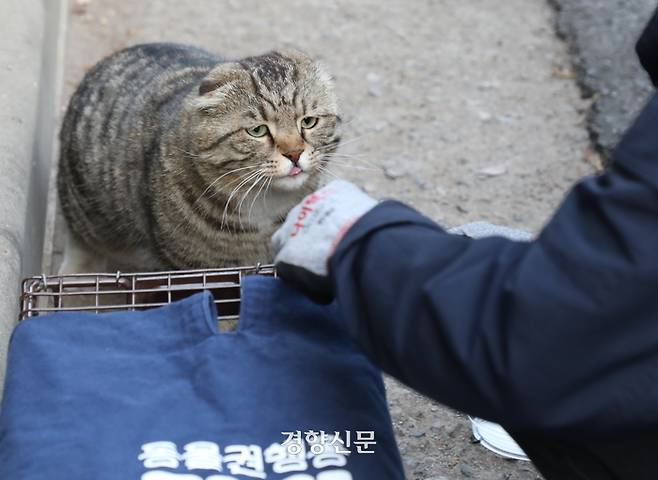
xmin=551 ymin=0 xmax=656 ymax=158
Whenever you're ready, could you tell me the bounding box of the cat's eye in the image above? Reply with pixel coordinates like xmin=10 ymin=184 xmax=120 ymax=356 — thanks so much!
xmin=246 ymin=124 xmax=269 ymax=137
xmin=301 ymin=116 xmax=319 ymax=129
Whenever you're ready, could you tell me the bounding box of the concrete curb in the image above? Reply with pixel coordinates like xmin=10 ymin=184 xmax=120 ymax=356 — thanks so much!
xmin=0 ymin=0 xmax=68 ymax=396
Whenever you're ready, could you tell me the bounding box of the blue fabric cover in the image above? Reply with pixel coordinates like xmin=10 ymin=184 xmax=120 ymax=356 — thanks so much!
xmin=0 ymin=276 xmax=404 ymax=480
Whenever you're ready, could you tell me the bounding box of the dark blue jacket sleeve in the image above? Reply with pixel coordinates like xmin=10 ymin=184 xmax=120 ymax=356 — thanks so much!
xmin=329 ymin=92 xmax=658 ymax=439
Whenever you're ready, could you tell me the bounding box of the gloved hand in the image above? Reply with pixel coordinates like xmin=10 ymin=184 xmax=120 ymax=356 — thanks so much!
xmin=272 ymin=180 xmax=378 ymax=303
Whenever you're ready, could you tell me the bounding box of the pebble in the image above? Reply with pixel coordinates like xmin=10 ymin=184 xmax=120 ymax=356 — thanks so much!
xmin=477 ymin=111 xmax=493 ymax=122
xmin=407 ymin=130 xmax=423 ymax=143
xmin=477 ymin=80 xmax=500 ymax=90
xmin=369 ymin=85 xmax=383 ymax=97
xmin=367 ymin=72 xmax=383 ymax=97
xmin=410 ymin=428 xmax=427 ymax=438
xmin=551 ymin=66 xmax=576 ymax=79
xmin=496 ymin=114 xmax=515 ymax=125
xmin=459 ymin=462 xmax=476 ymax=478
xmin=430 ymin=424 xmax=443 ymax=434
xmin=477 ymin=164 xmax=507 ymax=177
xmin=440 ymin=133 xmax=458 ymax=144
xmin=517 ymin=468 xmax=538 ymax=480
xmin=366 ymin=72 xmax=382 ymax=83
xmin=73 ymin=0 xmax=91 ymax=14
xmin=383 ymin=166 xmax=407 ymax=179
xmin=403 ymin=458 xmax=419 ymax=469
xmin=448 ymin=423 xmax=464 ymax=437
xmin=411 ymin=175 xmax=429 ymax=190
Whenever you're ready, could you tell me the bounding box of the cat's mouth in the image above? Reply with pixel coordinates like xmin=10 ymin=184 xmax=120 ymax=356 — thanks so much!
xmin=273 ymin=168 xmax=309 ymax=191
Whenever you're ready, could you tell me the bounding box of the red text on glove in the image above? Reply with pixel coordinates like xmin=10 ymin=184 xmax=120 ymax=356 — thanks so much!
xmin=290 ymin=188 xmax=335 ymax=237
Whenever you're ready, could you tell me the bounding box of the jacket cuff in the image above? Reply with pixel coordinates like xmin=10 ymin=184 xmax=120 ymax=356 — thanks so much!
xmin=331 ymin=200 xmax=444 ymax=265
xmin=612 ymin=92 xmax=658 ymax=188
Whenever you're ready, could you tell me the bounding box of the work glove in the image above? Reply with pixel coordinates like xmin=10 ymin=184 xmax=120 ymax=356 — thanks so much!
xmin=271 ymin=180 xmax=378 ymax=303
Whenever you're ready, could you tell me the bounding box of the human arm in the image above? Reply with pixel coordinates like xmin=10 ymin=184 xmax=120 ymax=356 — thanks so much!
xmin=327 ymin=92 xmax=658 ymax=438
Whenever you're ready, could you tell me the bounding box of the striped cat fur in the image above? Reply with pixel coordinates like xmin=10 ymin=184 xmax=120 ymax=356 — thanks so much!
xmin=57 ymin=43 xmax=339 ymax=272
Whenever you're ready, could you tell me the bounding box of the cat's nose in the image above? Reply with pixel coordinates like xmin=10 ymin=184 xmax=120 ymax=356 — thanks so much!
xmin=282 ymin=149 xmax=304 ymax=165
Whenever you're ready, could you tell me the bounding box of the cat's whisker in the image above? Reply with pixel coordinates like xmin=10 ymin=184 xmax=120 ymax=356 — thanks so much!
xmin=222 ymin=169 xmax=262 ymax=225
xmin=320 ymin=155 xmax=379 ymax=167
xmin=172 ymin=168 xmax=261 ymax=237
xmin=170 ymin=145 xmax=201 ymax=158
xmin=317 ymin=159 xmax=380 ymax=180
xmin=313 ymin=144 xmax=339 ymax=153
xmin=204 ymin=173 xmax=251 ymax=202
xmin=322 ymin=157 xmax=376 ymax=167
xmin=262 ymin=176 xmax=274 ymax=208
xmin=315 ymin=134 xmax=370 ymax=152
xmin=323 ymin=155 xmax=380 ymax=171
xmin=312 ymin=139 xmax=341 ymax=151
xmin=318 ymin=166 xmax=358 ymax=178
xmin=247 ymin=173 xmax=270 ymax=225
xmin=236 ymin=173 xmax=266 ymax=229
xmin=316 ymin=165 xmax=342 ymax=181
xmin=321 ymin=162 xmax=380 ymax=172
xmin=166 ymin=168 xmax=258 ymax=238
xmin=335 ymin=116 xmax=360 ymax=128
xmin=321 ymin=151 xmax=371 ymax=159
xmin=328 ymin=167 xmax=379 ymax=173
xmin=319 ymin=148 xmax=372 ymax=159
xmin=193 ymin=165 xmax=261 ymax=207
xmin=314 ymin=147 xmax=379 ymax=170
xmin=162 ymin=165 xmax=190 ymax=177
xmin=169 ymin=145 xmax=220 ymax=162
xmin=325 ymin=163 xmax=379 ymax=172
xmin=220 ymin=169 xmax=265 ymax=231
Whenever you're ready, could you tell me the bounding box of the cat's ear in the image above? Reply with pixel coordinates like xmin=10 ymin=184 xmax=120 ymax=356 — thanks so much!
xmin=198 ymin=63 xmax=244 ymax=96
xmin=276 ymin=49 xmax=334 ymax=89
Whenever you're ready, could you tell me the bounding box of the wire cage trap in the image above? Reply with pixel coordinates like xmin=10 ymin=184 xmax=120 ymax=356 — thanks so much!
xmin=19 ymin=264 xmax=276 ymax=326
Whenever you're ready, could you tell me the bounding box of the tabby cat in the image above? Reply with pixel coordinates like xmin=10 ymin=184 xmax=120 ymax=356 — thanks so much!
xmin=58 ymin=43 xmax=339 ymax=272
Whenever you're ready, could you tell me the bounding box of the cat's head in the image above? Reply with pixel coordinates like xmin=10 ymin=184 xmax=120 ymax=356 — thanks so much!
xmin=189 ymin=50 xmax=339 ymax=193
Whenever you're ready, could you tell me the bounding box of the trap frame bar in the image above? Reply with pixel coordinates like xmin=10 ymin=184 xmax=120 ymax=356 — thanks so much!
xmin=19 ymin=264 xmax=276 ymax=322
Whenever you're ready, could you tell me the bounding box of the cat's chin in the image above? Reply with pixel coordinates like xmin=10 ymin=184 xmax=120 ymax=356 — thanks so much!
xmin=271 ymin=172 xmax=310 ymax=192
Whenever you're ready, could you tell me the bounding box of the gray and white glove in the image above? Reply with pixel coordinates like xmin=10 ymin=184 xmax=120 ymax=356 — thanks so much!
xmin=272 ymin=180 xmax=378 ymax=303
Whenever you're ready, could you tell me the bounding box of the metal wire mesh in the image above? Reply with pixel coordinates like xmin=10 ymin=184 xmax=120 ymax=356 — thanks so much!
xmin=19 ymin=264 xmax=276 ymax=323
